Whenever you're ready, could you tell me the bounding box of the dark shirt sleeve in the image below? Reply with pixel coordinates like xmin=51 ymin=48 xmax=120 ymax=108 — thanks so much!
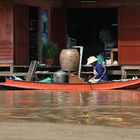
xmin=95 ymin=64 xmax=105 ymax=79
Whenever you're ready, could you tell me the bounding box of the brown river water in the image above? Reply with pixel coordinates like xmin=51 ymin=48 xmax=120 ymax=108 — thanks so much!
xmin=0 ymin=89 xmax=140 ymax=128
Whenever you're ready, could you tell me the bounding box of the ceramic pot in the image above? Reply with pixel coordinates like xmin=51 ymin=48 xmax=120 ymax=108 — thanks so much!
xmin=59 ymin=49 xmax=80 ymax=72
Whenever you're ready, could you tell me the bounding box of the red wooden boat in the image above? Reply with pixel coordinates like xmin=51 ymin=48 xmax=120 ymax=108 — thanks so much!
xmin=1 ymin=78 xmax=140 ymax=90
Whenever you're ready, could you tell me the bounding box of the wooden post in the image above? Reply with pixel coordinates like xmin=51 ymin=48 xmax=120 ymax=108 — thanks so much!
xmin=26 ymin=60 xmax=39 ymax=81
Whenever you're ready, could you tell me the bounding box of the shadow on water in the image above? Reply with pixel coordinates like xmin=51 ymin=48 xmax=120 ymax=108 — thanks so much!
xmin=0 ymin=89 xmax=140 ymax=128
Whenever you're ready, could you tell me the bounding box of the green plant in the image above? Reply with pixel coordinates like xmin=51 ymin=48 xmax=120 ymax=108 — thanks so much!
xmin=43 ymin=42 xmax=58 ymax=59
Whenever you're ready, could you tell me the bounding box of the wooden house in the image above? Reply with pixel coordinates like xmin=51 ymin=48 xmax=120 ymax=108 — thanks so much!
xmin=1 ymin=0 xmax=140 ymax=66
xmin=0 ymin=0 xmax=66 ymax=66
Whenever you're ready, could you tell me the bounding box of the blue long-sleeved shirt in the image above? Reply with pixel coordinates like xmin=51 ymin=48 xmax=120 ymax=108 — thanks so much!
xmin=95 ymin=63 xmax=108 ymax=81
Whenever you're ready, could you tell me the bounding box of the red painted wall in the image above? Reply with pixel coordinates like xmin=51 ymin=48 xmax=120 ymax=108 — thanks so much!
xmin=50 ymin=8 xmax=67 ymax=50
xmin=49 ymin=7 xmax=67 ymax=65
xmin=0 ymin=0 xmax=64 ymax=65
xmin=118 ymin=6 xmax=140 ymax=64
xmin=13 ymin=0 xmax=63 ymax=7
xmin=0 ymin=5 xmax=13 ymax=64
xmin=65 ymin=0 xmax=140 ymax=8
xmin=65 ymin=0 xmax=140 ymax=65
xmin=14 ymin=4 xmax=29 ymax=65
xmin=1 ymin=0 xmax=140 ymax=65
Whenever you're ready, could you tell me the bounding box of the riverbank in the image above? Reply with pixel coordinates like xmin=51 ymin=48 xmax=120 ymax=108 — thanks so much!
xmin=0 ymin=122 xmax=139 ymax=140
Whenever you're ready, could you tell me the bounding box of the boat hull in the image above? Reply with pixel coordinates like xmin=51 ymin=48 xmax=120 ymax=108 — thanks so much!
xmin=1 ymin=78 xmax=140 ymax=91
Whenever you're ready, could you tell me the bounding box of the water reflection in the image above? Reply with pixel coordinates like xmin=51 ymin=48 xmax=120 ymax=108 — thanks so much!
xmin=0 ymin=89 xmax=140 ymax=127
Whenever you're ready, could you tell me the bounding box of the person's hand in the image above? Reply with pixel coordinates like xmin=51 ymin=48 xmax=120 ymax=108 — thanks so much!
xmin=88 ymin=77 xmax=100 ymax=83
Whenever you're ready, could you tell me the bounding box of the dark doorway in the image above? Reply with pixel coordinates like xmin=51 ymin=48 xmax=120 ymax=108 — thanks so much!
xmin=67 ymin=8 xmax=118 ymax=63
xmin=29 ymin=6 xmax=39 ymax=61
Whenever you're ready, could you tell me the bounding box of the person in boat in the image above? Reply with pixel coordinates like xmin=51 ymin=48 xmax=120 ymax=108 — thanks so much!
xmin=86 ymin=54 xmax=108 ymax=83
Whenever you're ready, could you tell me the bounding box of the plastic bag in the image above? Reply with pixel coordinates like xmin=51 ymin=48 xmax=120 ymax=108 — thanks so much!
xmin=39 ymin=77 xmax=53 ymax=83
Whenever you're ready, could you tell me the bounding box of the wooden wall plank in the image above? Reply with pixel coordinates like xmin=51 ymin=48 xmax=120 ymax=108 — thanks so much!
xmin=14 ymin=4 xmax=29 ymax=65
xmin=0 ymin=6 xmax=13 ymax=64
xmin=50 ymin=7 xmax=67 ymax=64
xmin=118 ymin=6 xmax=140 ymax=64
